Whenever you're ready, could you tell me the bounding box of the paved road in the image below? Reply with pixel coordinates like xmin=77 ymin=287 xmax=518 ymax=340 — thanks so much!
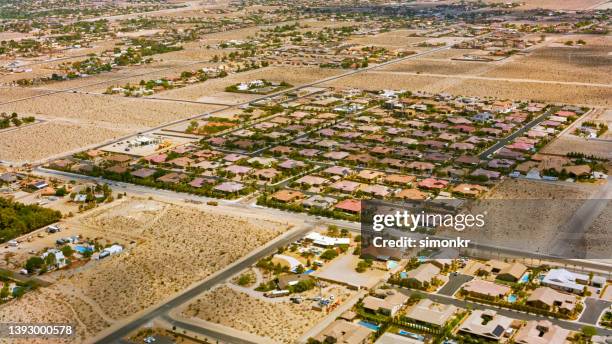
xmin=161 ymin=315 xmax=259 ymax=344
xmin=396 ymin=288 xmax=612 ymax=336
xmin=437 ymin=273 xmax=473 ymax=296
xmin=580 ymin=298 xmax=612 ymax=325
xmin=478 ymin=108 xmax=554 ymax=159
xmin=93 ymin=224 xmax=313 ymax=344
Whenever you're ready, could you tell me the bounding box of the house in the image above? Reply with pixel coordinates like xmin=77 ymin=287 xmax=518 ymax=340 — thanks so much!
xmin=395 ymin=188 xmax=426 ymax=200
xmin=214 ymin=181 xmax=245 ymax=194
xmin=131 ymin=168 xmax=157 ymax=178
xmin=302 ymin=195 xmax=337 ymax=209
xmin=479 ymin=260 xmax=528 ymax=282
xmin=404 ymin=299 xmax=458 ymax=327
xmin=313 ymin=320 xmax=371 ymax=344
xmin=305 ymin=232 xmax=350 ymax=247
xmin=156 ymin=172 xmax=189 ymax=184
xmin=362 ymin=291 xmax=408 ymax=316
xmin=271 ymin=190 xmax=304 ymax=203
xmin=41 ymin=249 xmax=68 ymax=269
xmin=526 ymin=287 xmax=578 ymax=314
xmin=514 ymin=320 xmax=569 ymax=344
xmin=459 ymin=309 xmax=514 ymax=341
xmin=360 ymin=184 xmax=390 ymax=198
xmin=384 ymin=174 xmax=415 ymax=185
xmin=334 ymin=199 xmax=361 ymax=214
xmin=278 ymin=274 xmax=312 ymax=289
xmin=403 ymin=263 xmax=440 ymax=289
xmin=541 ymin=268 xmax=602 ymax=294
xmin=375 ymin=332 xmax=424 ymax=344
xmin=330 ymin=180 xmax=362 ymax=193
xmin=417 ymin=178 xmax=449 ymax=190
xmin=470 ymin=168 xmax=501 ymax=180
xmin=295 ymin=175 xmax=328 ymax=187
xmin=323 ymin=166 xmax=353 ymax=176
xmin=462 ymin=279 xmax=510 ymax=300
xmin=452 ymin=184 xmax=488 ymax=198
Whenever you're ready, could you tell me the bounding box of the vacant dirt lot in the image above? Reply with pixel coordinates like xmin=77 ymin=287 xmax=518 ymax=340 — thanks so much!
xmin=0 ymin=121 xmax=125 ymax=164
xmin=440 ymin=179 xmax=598 ymax=254
xmin=183 ymin=284 xmax=354 ymax=343
xmin=442 ymin=79 xmax=611 ymax=107
xmin=61 ymin=198 xmax=288 ymax=320
xmin=0 ymin=197 xmax=290 ymax=341
xmin=347 ymin=29 xmax=428 ymax=48
xmin=0 ymin=93 xmax=222 ymax=130
xmin=484 ymin=36 xmax=612 ymax=84
xmin=379 ymin=59 xmax=488 ymax=75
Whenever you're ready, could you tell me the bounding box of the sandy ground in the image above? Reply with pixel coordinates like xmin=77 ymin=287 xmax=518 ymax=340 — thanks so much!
xmin=0 ymin=93 xmax=223 ymax=129
xmin=0 ymin=122 xmax=126 ymax=164
xmin=183 ymin=284 xmax=354 ymax=343
xmin=542 ymin=133 xmax=612 ymax=160
xmin=0 ymin=87 xmax=50 ymax=103
xmin=484 ymin=36 xmax=612 ymax=85
xmin=443 ymin=179 xmax=598 ymax=253
xmin=379 ymin=59 xmax=489 ymax=75
xmin=0 ymin=197 xmax=289 ymax=341
xmin=585 ymin=200 xmax=612 ymax=259
xmin=0 ymin=287 xmax=110 ymax=344
xmin=346 ymin=29 xmax=428 ymax=48
xmin=499 ymin=0 xmax=608 ymax=10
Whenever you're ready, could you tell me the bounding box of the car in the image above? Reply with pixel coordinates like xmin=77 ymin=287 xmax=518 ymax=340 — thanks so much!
xmin=143 ymin=336 xmax=156 ymax=343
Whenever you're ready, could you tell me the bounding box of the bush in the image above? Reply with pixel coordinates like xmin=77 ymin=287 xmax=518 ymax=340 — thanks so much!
xmin=320 ymin=249 xmax=338 ymax=261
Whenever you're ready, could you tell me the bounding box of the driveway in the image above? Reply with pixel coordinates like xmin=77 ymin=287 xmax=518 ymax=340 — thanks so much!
xmin=437 ymin=273 xmax=473 ymax=296
xmin=579 ymin=298 xmax=611 ymax=325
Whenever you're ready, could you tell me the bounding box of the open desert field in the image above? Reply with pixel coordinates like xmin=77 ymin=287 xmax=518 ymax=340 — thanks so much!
xmin=346 ymin=29 xmax=428 ymax=48
xmin=585 ymin=200 xmax=612 ymax=259
xmin=64 ymin=198 xmax=288 ymax=320
xmin=0 ymin=121 xmax=125 ymax=164
xmin=484 ymin=35 xmax=612 ymax=84
xmin=379 ymin=59 xmax=489 ymax=75
xmin=159 ymin=66 xmax=343 ymax=102
xmin=441 ymin=179 xmax=598 ymax=254
xmin=0 ymin=87 xmax=50 ymax=103
xmin=0 ymin=196 xmax=290 ymax=341
xmin=321 ymin=71 xmax=445 ymax=92
xmin=0 ymin=287 xmax=111 ymax=344
xmin=0 ymin=92 xmax=223 ymax=130
xmin=442 ymin=78 xmax=612 ymax=107
xmin=182 ymin=284 xmax=355 ymax=344
xmin=496 ymin=0 xmax=608 ymax=10
xmin=542 ymin=134 xmax=612 ymax=160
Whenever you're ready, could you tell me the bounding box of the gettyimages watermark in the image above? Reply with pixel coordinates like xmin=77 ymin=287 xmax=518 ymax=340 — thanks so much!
xmin=360 ymin=198 xmax=611 ymax=260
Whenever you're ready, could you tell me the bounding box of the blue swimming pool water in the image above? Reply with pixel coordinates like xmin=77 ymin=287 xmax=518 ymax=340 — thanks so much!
xmin=387 ymin=260 xmax=399 ymax=270
xmin=519 ymin=273 xmax=530 ymax=283
xmin=398 ymin=330 xmax=425 ymax=341
xmin=400 ymin=272 xmax=408 ymax=279
xmin=358 ymin=321 xmax=380 ymax=331
xmin=303 ymin=269 xmax=314 ymax=275
xmin=508 ymin=294 xmax=518 ymax=303
xmin=75 ymin=245 xmax=93 ymax=253
xmin=418 ymin=256 xmax=426 ymax=262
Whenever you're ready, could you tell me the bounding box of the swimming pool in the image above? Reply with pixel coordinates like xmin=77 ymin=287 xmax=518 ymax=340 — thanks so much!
xmin=74 ymin=245 xmax=93 ymax=254
xmin=519 ymin=273 xmax=530 ymax=283
xmin=357 ymin=320 xmax=380 ymax=331
xmin=303 ymin=269 xmax=315 ymax=275
xmin=398 ymin=330 xmax=425 ymax=341
xmin=400 ymin=271 xmax=408 ymax=279
xmin=507 ymin=294 xmax=518 ymax=303
xmin=387 ymin=260 xmax=399 ymax=270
